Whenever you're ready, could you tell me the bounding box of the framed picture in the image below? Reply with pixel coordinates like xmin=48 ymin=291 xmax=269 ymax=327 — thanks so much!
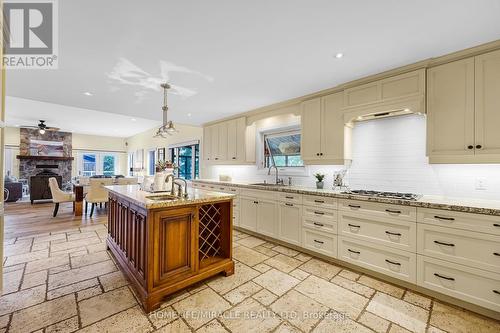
xmin=29 ymin=139 xmax=64 ymax=157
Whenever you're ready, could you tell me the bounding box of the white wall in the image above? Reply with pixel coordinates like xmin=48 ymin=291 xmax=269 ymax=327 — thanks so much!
xmin=205 ymin=114 xmax=500 ymax=200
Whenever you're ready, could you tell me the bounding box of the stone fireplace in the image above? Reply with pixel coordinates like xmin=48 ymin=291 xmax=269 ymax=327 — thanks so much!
xmin=17 ymin=128 xmax=73 ymax=190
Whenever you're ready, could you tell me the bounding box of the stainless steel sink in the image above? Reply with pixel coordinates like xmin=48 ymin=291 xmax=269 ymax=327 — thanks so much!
xmin=145 ymin=194 xmax=179 ymax=201
xmin=249 ymin=182 xmax=286 ymax=187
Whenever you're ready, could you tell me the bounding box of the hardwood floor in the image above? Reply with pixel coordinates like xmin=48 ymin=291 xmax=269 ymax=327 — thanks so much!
xmin=4 ymin=201 xmax=108 ymax=239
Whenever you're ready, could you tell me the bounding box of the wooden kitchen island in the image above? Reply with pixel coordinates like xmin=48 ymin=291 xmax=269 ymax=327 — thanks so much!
xmin=105 ymin=185 xmax=234 ymax=312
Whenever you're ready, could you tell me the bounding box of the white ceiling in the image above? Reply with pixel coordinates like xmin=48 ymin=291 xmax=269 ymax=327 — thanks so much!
xmin=6 ymin=0 xmax=500 ymax=134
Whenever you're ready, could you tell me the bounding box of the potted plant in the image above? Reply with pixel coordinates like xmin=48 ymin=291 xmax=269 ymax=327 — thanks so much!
xmin=314 ymin=173 xmax=325 ymax=189
xmin=155 ymin=160 xmax=174 ymax=172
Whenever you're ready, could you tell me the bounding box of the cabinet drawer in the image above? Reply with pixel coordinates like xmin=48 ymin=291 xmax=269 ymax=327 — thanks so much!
xmin=417 ymin=224 xmax=500 ymax=273
xmin=417 ymin=208 xmax=500 ymax=235
xmin=338 ymin=236 xmax=417 ymax=283
xmin=339 ymin=211 xmax=416 ymax=252
xmin=278 ymin=192 xmax=303 ymax=205
xmin=417 ymin=255 xmax=500 ymax=312
xmin=226 ymin=187 xmax=240 ymax=195
xmin=303 ymin=195 xmax=337 ymax=210
xmin=302 ymin=227 xmax=337 ymax=258
xmin=339 ymin=199 xmax=416 ymax=222
xmin=302 ymin=206 xmax=337 ymax=234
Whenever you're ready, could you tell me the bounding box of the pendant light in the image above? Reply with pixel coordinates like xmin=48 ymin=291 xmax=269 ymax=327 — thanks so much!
xmin=154 ymin=83 xmax=178 ymax=138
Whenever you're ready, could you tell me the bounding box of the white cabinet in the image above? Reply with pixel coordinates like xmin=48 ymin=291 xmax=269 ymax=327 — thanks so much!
xmin=301 ymin=92 xmax=350 ymax=164
xmin=278 ymin=202 xmax=302 ymax=246
xmin=427 ymin=49 xmax=500 ymax=163
xmin=257 ymin=199 xmax=278 ymax=238
xmin=427 ymin=58 xmax=475 ymax=158
xmin=240 ymin=193 xmax=277 ymax=237
xmin=203 ymin=117 xmax=248 ymax=163
xmin=475 ymin=49 xmax=500 ymax=157
xmin=240 ymin=197 xmax=257 ymax=231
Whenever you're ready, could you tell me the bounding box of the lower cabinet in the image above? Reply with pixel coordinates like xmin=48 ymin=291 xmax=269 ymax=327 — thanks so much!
xmin=302 ymin=227 xmax=337 ymax=257
xmin=240 ymin=197 xmax=257 ymax=231
xmin=417 ymin=255 xmax=500 ymax=312
xmin=240 ymin=196 xmax=277 ymax=237
xmin=338 ymin=236 xmax=417 ymax=283
xmin=278 ymin=202 xmax=302 ymax=246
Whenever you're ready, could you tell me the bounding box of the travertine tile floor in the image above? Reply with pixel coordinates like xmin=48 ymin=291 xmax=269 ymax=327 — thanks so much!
xmin=1 ymin=225 xmax=499 ymax=333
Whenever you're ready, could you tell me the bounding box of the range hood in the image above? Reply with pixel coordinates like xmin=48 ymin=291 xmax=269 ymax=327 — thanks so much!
xmin=343 ymin=95 xmax=425 ymax=124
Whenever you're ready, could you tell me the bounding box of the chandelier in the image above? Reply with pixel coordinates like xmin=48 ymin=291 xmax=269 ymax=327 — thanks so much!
xmin=154 ymin=83 xmax=178 ymax=137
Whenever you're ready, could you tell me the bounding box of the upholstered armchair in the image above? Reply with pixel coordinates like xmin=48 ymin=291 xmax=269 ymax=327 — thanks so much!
xmin=85 ymin=178 xmax=113 ymax=217
xmin=48 ymin=177 xmax=75 ymax=217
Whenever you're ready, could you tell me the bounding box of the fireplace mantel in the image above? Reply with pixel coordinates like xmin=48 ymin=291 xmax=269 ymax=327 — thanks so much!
xmin=16 ymin=155 xmax=74 ymax=161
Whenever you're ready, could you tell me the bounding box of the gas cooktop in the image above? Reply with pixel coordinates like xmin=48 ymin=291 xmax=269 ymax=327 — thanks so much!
xmin=342 ymin=190 xmax=421 ymax=201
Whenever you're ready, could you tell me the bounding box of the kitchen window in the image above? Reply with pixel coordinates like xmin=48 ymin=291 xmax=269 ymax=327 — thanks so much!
xmin=263 ymin=130 xmax=304 ymax=168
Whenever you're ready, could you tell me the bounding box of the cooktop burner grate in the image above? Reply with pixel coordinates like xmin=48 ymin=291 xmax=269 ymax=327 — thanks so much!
xmin=343 ymin=190 xmax=421 ymax=201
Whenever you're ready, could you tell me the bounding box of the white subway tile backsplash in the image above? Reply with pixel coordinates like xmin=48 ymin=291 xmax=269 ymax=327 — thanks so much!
xmin=204 ymin=114 xmax=500 ymax=200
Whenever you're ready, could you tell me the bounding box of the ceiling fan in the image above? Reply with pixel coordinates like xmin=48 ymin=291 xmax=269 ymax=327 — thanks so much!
xmin=23 ymin=120 xmax=60 ymax=134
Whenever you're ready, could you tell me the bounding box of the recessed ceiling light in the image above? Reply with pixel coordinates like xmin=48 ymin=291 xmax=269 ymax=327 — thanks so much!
xmin=334 ymin=53 xmax=344 ymax=59
xmin=131 ymin=118 xmax=137 ymax=121
xmin=15 ymin=124 xmax=20 ymax=127
xmin=187 ymin=113 xmax=192 ymax=117
xmin=83 ymin=92 xmax=93 ymax=96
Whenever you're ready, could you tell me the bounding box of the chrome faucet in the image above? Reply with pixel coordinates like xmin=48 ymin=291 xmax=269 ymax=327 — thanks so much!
xmin=174 ymin=178 xmax=188 ymax=198
xmin=165 ymin=174 xmax=176 ymax=195
xmin=268 ymin=165 xmax=283 ymax=185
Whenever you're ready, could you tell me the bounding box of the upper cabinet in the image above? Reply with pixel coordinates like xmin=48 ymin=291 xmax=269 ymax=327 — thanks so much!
xmin=301 ymin=92 xmax=352 ymax=164
xmin=427 ymin=49 xmax=500 ymax=163
xmin=203 ymin=117 xmax=249 ymax=164
xmin=343 ymin=69 xmax=426 ymax=116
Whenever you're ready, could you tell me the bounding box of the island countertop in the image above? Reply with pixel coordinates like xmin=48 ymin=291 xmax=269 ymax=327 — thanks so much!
xmin=105 ymin=184 xmax=235 ymax=209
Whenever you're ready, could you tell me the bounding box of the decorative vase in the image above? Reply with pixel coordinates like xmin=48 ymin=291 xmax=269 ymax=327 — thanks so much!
xmin=316 ymin=181 xmax=324 ymax=189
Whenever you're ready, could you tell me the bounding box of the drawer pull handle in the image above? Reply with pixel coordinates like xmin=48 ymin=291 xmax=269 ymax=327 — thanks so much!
xmin=220 ymin=188 xmax=225 ymax=190
xmin=494 ymin=224 xmax=500 ymax=227
xmin=434 ymin=240 xmax=455 ymax=247
xmin=313 ymin=222 xmax=324 ymax=227
xmin=285 ymin=196 xmax=294 ymax=199
xmin=349 ymin=204 xmax=361 ymax=208
xmin=285 ymin=203 xmax=294 ymax=207
xmin=385 ymin=209 xmax=402 ymax=214
xmin=434 ymin=215 xmax=455 ymax=221
xmin=385 ymin=259 xmax=401 ymax=266
xmin=348 ymin=224 xmax=361 ymax=228
xmin=314 ymin=200 xmax=325 ymax=203
xmin=385 ymin=231 xmax=402 ymax=236
xmin=493 ymin=290 xmax=500 ymax=295
xmin=494 ymin=252 xmax=500 ymax=256
xmin=434 ymin=273 xmax=455 ymax=281
xmin=313 ymin=239 xmax=324 ymax=244
xmin=348 ymin=249 xmax=360 ymax=254
xmin=314 ymin=211 xmax=325 ymax=215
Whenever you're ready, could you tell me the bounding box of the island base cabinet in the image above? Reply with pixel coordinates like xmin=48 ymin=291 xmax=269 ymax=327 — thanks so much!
xmin=107 ymin=194 xmax=234 ymax=313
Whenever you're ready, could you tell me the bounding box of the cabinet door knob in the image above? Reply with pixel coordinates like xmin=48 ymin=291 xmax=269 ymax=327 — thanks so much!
xmin=467 ymin=145 xmax=474 ymax=150
xmin=320 ymin=153 xmax=323 ymax=156
xmin=476 ymin=145 xmax=482 ymax=149
xmin=316 ymin=153 xmax=320 ymax=156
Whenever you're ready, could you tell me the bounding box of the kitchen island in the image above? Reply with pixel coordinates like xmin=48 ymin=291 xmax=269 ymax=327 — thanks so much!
xmin=105 ymin=185 xmax=235 ymax=312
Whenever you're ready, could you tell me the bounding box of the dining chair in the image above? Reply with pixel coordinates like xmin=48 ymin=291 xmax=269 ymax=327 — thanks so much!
xmin=48 ymin=177 xmax=75 ymax=217
xmin=85 ymin=178 xmax=113 ymax=217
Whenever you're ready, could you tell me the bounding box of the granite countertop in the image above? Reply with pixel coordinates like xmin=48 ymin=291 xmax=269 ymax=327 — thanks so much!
xmin=191 ymin=179 xmax=500 ymax=216
xmin=105 ymin=185 xmax=234 ymax=209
